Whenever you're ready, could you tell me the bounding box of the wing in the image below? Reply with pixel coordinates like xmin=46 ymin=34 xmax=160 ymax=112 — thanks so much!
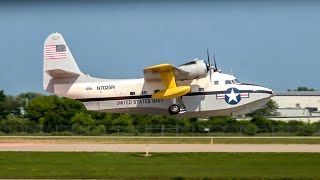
xmin=143 ymin=64 xmax=190 ymax=99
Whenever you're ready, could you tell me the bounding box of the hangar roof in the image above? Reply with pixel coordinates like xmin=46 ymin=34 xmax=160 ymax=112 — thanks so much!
xmin=275 ymin=91 xmax=320 ymax=96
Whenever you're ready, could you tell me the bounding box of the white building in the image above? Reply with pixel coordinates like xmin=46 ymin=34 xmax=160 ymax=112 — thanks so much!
xmin=271 ymin=91 xmax=320 ymax=122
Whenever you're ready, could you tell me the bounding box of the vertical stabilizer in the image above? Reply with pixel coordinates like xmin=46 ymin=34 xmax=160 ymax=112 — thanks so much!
xmin=43 ymin=33 xmax=84 ymax=92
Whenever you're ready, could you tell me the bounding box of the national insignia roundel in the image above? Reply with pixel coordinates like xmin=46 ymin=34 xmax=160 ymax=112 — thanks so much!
xmin=224 ymin=88 xmax=241 ymax=105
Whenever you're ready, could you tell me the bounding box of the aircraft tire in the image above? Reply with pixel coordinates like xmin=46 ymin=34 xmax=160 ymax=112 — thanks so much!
xmin=169 ymin=104 xmax=180 ymax=115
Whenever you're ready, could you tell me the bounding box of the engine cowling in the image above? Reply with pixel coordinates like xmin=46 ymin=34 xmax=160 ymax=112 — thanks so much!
xmin=175 ymin=60 xmax=208 ymax=80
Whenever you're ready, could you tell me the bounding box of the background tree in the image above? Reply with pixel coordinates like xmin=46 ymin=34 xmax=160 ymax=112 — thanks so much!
xmin=288 ymin=87 xmax=316 ymax=91
xmin=71 ymin=112 xmax=95 ymax=126
xmin=15 ymin=92 xmax=43 ymax=108
xmin=26 ymin=95 xmax=85 ymax=126
xmin=0 ymin=90 xmax=6 ymax=119
xmin=0 ymin=90 xmax=21 ymax=119
xmin=249 ymin=100 xmax=279 ymax=117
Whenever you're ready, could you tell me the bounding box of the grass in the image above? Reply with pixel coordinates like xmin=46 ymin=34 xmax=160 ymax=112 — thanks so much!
xmin=0 ymin=152 xmax=320 ymax=179
xmin=1 ymin=136 xmax=320 ymax=144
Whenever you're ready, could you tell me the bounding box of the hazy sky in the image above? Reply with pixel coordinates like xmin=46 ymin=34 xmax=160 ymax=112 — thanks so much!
xmin=1 ymin=0 xmax=320 ymax=95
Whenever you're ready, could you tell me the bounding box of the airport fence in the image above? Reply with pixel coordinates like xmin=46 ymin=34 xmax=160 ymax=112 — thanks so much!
xmin=0 ymin=124 xmax=320 ymax=136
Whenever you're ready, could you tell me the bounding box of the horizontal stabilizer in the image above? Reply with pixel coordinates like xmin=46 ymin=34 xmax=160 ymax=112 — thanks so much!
xmin=46 ymin=69 xmax=81 ymax=78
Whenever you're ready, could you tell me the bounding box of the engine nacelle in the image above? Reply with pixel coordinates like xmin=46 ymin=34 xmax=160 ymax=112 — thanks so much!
xmin=175 ymin=60 xmax=208 ymax=80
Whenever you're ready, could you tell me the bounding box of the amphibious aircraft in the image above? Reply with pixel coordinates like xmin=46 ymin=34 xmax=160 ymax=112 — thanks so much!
xmin=43 ymin=33 xmax=273 ymax=118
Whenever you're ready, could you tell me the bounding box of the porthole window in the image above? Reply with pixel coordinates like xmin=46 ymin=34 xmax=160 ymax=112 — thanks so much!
xmin=225 ymin=80 xmax=232 ymax=85
xmin=141 ymin=91 xmax=147 ymax=95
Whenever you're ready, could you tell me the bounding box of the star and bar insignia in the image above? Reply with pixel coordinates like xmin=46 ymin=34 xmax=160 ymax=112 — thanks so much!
xmin=216 ymin=88 xmax=249 ymax=105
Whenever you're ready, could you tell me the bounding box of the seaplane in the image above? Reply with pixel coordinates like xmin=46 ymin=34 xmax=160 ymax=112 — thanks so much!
xmin=43 ymin=33 xmax=273 ymax=118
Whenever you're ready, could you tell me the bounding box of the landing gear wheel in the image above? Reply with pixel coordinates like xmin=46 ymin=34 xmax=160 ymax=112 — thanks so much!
xmin=169 ymin=104 xmax=180 ymax=115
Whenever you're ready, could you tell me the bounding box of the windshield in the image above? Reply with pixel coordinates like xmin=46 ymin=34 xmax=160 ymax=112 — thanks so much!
xmin=234 ymin=79 xmax=240 ymax=84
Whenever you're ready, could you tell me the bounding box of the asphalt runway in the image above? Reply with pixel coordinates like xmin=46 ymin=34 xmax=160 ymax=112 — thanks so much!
xmin=1 ymin=143 xmax=320 ymax=152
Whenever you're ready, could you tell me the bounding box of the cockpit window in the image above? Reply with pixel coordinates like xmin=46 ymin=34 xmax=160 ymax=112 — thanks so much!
xmin=234 ymin=79 xmax=240 ymax=84
xmin=225 ymin=80 xmax=232 ymax=85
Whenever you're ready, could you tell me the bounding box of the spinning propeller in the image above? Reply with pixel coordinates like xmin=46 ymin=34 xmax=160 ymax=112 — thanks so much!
xmin=206 ymin=49 xmax=220 ymax=82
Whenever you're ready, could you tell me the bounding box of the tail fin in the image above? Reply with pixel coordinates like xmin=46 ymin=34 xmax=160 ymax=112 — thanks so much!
xmin=43 ymin=33 xmax=84 ymax=92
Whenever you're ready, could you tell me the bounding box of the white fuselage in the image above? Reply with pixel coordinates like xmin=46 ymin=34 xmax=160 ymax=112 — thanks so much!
xmin=54 ymin=71 xmax=273 ymax=118
xmin=43 ymin=33 xmax=272 ymax=118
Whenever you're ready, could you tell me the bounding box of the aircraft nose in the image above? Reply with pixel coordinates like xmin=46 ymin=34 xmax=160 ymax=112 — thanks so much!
xmin=243 ymin=84 xmax=273 ymax=96
xmin=270 ymin=89 xmax=274 ymax=96
xmin=239 ymin=83 xmax=273 ymax=97
xmin=259 ymin=86 xmax=274 ymax=97
xmin=267 ymin=89 xmax=274 ymax=97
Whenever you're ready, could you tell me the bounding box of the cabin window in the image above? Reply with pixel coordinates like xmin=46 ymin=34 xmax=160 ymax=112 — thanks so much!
xmin=214 ymin=81 xmax=219 ymax=85
xmin=199 ymin=88 xmax=204 ymax=92
xmin=141 ymin=91 xmax=147 ymax=95
xmin=154 ymin=89 xmax=160 ymax=93
xmin=225 ymin=80 xmax=232 ymax=85
xmin=130 ymin=92 xmax=135 ymax=95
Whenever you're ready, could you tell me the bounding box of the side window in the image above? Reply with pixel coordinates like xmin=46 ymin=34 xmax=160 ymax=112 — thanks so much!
xmin=130 ymin=92 xmax=135 ymax=95
xmin=199 ymin=88 xmax=204 ymax=92
xmin=141 ymin=91 xmax=147 ymax=95
xmin=225 ymin=80 xmax=232 ymax=85
xmin=154 ymin=89 xmax=160 ymax=93
xmin=214 ymin=81 xmax=219 ymax=85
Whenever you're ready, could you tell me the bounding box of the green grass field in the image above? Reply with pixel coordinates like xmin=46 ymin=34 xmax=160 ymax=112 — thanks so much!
xmin=1 ymin=137 xmax=320 ymax=144
xmin=0 ymin=152 xmax=320 ymax=179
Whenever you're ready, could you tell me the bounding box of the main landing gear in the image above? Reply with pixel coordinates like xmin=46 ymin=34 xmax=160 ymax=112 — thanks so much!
xmin=168 ymin=104 xmax=180 ymax=114
xmin=168 ymin=97 xmax=186 ymax=115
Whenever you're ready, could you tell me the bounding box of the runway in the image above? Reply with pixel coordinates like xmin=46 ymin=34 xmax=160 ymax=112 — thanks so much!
xmin=1 ymin=143 xmax=320 ymax=152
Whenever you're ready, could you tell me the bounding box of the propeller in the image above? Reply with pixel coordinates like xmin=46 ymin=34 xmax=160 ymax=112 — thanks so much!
xmin=207 ymin=48 xmax=211 ymax=69
xmin=213 ymin=53 xmax=218 ymax=71
xmin=206 ymin=49 xmax=221 ymax=83
xmin=206 ymin=49 xmax=213 ymax=82
xmin=206 ymin=49 xmax=219 ymax=72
